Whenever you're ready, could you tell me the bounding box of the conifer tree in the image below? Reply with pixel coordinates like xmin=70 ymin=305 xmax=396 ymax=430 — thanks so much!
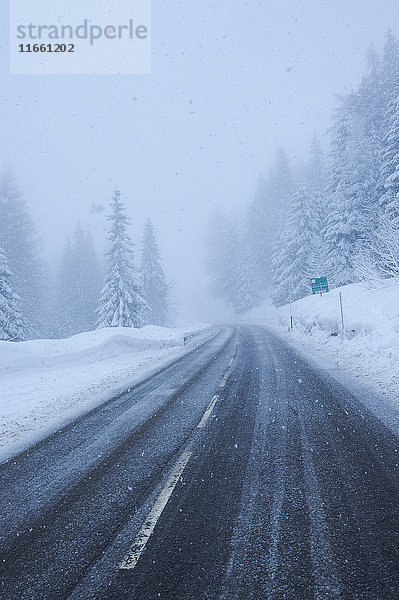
xmin=381 ymin=30 xmax=399 ymax=100
xmin=54 ymin=239 xmax=75 ymax=337
xmin=306 ymin=136 xmax=328 ymax=277
xmin=232 ymin=244 xmax=257 ymax=313
xmin=272 ymin=185 xmax=317 ymax=305
xmin=140 ymin=219 xmax=169 ymax=326
xmin=0 ymin=170 xmax=44 ymax=335
xmin=206 ymin=211 xmax=232 ymax=306
xmin=323 ymin=112 xmax=376 ymax=286
xmin=54 ymin=226 xmax=102 ymax=337
xmin=97 ymin=189 xmax=147 ymax=328
xmin=379 ymin=84 xmax=399 ymax=224
xmin=0 ymin=248 xmax=26 ymax=341
xmin=247 ymin=150 xmax=296 ymax=294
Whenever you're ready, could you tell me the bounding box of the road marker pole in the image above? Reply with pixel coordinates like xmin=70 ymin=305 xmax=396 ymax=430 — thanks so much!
xmin=290 ymin=301 xmax=293 ymax=331
xmin=339 ymin=292 xmax=345 ymax=338
xmin=289 ymin=281 xmax=293 ymax=331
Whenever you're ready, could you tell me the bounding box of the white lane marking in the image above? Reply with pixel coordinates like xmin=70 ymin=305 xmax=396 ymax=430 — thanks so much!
xmin=220 ymin=354 xmax=236 ymax=388
xmin=197 ymin=395 xmax=219 ymax=429
xmin=219 ymin=372 xmax=229 ymax=388
xmin=119 ymin=451 xmax=192 ymax=570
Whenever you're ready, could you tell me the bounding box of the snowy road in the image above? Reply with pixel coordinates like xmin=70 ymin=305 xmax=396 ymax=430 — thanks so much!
xmin=1 ymin=326 xmax=399 ymax=599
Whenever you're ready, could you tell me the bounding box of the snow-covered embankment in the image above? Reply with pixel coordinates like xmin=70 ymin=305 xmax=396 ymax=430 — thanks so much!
xmin=243 ymin=280 xmax=399 ymax=400
xmin=0 ymin=323 xmax=213 ymax=462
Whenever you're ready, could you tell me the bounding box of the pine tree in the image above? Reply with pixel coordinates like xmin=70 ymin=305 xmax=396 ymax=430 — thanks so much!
xmin=269 ymin=149 xmax=296 ymax=216
xmin=97 ymin=189 xmax=147 ymax=328
xmin=232 ymin=244 xmax=257 ymax=313
xmin=307 ymin=136 xmax=326 ymax=195
xmin=0 ymin=170 xmax=44 ymax=335
xmin=223 ymin=219 xmax=241 ymax=309
xmin=355 ymin=45 xmax=384 ymax=145
xmin=272 ymin=185 xmax=317 ymax=305
xmin=0 ymin=248 xmax=26 ymax=341
xmin=54 ymin=239 xmax=75 ymax=337
xmin=140 ymin=219 xmax=169 ymax=326
xmin=54 ymin=226 xmax=102 ymax=337
xmin=206 ymin=211 xmax=232 ymax=305
xmin=379 ymin=84 xmax=399 ymax=224
xmin=381 ymin=30 xmax=399 ymax=100
xmin=246 ymin=150 xmax=296 ymax=294
xmin=306 ymin=136 xmax=328 ymax=277
xmin=246 ymin=176 xmax=275 ymax=293
xmin=323 ymin=111 xmax=377 ymax=286
xmin=206 ymin=214 xmax=257 ymax=313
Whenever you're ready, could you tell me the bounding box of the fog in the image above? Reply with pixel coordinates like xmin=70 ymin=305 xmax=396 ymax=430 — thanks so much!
xmin=1 ymin=0 xmax=398 ymax=321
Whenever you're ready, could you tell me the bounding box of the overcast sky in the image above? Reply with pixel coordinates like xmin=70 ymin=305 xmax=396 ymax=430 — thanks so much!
xmin=1 ymin=1 xmax=398 ymax=320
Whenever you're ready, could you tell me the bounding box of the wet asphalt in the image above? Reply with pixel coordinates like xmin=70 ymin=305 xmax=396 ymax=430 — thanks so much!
xmin=1 ymin=326 xmax=399 ymax=599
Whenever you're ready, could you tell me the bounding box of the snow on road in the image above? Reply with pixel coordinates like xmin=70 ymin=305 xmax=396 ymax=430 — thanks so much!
xmin=243 ymin=280 xmax=399 ymax=401
xmin=0 ymin=323 xmax=212 ymax=462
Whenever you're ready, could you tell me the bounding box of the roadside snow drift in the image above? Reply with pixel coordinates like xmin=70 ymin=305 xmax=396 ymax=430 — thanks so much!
xmin=0 ymin=324 xmax=212 ymax=462
xmin=243 ymin=280 xmax=399 ymax=399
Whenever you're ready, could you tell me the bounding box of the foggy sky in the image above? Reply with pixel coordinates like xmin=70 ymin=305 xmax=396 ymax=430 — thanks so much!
xmin=1 ymin=0 xmax=398 ymax=320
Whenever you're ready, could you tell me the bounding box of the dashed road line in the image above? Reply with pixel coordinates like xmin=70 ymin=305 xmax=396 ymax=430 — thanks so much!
xmin=197 ymin=395 xmax=219 ymax=429
xmin=219 ymin=354 xmax=236 ymax=389
xmin=119 ymin=349 xmax=237 ymax=571
xmin=219 ymin=372 xmax=229 ymax=388
xmin=119 ymin=451 xmax=192 ymax=570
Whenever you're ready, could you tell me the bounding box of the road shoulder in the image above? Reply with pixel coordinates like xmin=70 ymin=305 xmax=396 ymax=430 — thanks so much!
xmin=260 ymin=324 xmax=399 ymax=438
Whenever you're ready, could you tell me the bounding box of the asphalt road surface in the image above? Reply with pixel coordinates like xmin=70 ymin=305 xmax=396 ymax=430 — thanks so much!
xmin=1 ymin=326 xmax=399 ymax=599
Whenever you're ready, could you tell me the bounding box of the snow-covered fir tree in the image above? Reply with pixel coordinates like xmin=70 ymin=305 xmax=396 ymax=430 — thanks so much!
xmin=272 ymin=185 xmax=317 ymax=306
xmin=0 ymin=170 xmax=44 ymax=336
xmin=307 ymin=135 xmax=326 ymax=197
xmin=223 ymin=219 xmax=241 ymax=309
xmin=140 ymin=219 xmax=169 ymax=326
xmin=323 ymin=111 xmax=377 ymax=286
xmin=97 ymin=189 xmax=147 ymax=328
xmin=306 ymin=136 xmax=328 ymax=277
xmin=206 ymin=214 xmax=257 ymax=313
xmin=54 ymin=226 xmax=102 ymax=337
xmin=206 ymin=211 xmax=233 ymax=306
xmin=375 ymin=31 xmax=399 ymax=198
xmin=246 ymin=176 xmax=273 ymax=293
xmin=232 ymin=243 xmax=257 ymax=313
xmin=269 ymin=149 xmax=296 ymax=217
xmin=207 ymin=31 xmax=399 ymax=308
xmin=246 ymin=150 xmax=296 ymax=295
xmin=379 ymin=84 xmax=399 ymax=224
xmin=54 ymin=239 xmax=74 ymax=337
xmin=0 ymin=247 xmax=26 ymax=341
xmin=381 ymin=30 xmax=399 ymax=101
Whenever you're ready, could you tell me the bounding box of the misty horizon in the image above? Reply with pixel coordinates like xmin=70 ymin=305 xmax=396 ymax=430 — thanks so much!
xmin=1 ymin=1 xmax=399 ymax=321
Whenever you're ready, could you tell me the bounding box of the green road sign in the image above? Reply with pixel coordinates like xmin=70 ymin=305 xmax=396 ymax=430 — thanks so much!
xmin=310 ymin=276 xmax=329 ymax=295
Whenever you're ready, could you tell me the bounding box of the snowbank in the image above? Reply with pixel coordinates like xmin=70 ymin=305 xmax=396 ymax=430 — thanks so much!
xmin=242 ymin=280 xmax=399 ymax=399
xmin=0 ymin=323 xmax=212 ymax=462
xmin=0 ymin=324 xmax=209 ymax=373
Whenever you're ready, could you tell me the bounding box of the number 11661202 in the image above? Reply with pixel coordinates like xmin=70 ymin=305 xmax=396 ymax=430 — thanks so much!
xmin=18 ymin=43 xmax=75 ymax=53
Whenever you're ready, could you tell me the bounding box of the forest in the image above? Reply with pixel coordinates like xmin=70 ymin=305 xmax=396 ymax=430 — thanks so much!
xmin=207 ymin=31 xmax=399 ymax=312
xmin=1 ymin=31 xmax=399 ymax=339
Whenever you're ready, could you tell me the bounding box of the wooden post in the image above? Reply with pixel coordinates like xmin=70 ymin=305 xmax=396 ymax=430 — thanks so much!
xmin=339 ymin=292 xmax=345 ymax=337
xmin=289 ymin=300 xmax=293 ymax=330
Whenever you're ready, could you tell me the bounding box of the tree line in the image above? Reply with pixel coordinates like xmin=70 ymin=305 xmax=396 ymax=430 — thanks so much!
xmin=207 ymin=30 xmax=399 ymax=311
xmin=0 ymin=182 xmax=169 ymax=341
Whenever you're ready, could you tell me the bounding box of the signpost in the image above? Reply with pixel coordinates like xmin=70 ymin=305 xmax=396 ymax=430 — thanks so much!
xmin=339 ymin=291 xmax=345 ymax=337
xmin=308 ymin=276 xmax=346 ymax=338
xmin=310 ymin=276 xmax=329 ymax=296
